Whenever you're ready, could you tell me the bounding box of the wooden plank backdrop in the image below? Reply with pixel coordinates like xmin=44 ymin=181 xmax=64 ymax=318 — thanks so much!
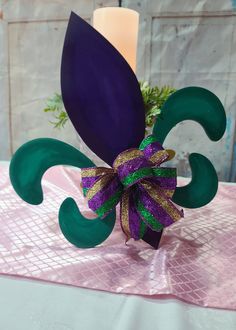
xmin=0 ymin=0 xmax=236 ymax=181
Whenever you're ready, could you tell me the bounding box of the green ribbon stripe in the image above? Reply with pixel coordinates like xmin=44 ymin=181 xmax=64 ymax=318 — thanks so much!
xmin=121 ymin=167 xmax=176 ymax=187
xmin=136 ymin=200 xmax=164 ymax=231
xmin=152 ymin=167 xmax=176 ymax=178
xmin=83 ymin=188 xmax=89 ymax=196
xmin=139 ymin=135 xmax=157 ymax=150
xmin=95 ymin=189 xmax=123 ymax=217
xmin=138 ymin=219 xmax=147 ymax=239
xmin=121 ymin=167 xmax=153 ymax=187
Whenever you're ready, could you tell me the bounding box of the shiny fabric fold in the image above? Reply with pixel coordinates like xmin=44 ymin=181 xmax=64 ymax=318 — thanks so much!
xmin=1 ymin=164 xmax=236 ymax=310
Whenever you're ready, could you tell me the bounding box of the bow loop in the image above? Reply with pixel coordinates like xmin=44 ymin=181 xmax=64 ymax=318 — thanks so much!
xmin=140 ymin=134 xmax=172 ymax=166
xmin=113 ymin=149 xmax=153 ymax=188
xmin=81 ymin=135 xmax=183 ymax=241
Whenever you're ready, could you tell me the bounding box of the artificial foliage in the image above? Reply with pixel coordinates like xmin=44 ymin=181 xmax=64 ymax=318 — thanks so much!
xmin=43 ymin=93 xmax=68 ymax=128
xmin=140 ymin=82 xmax=176 ymax=127
xmin=43 ymin=82 xmax=176 ymax=129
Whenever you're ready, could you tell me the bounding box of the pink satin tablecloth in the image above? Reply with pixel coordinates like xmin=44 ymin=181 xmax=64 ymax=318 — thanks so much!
xmin=0 ymin=163 xmax=236 ymax=310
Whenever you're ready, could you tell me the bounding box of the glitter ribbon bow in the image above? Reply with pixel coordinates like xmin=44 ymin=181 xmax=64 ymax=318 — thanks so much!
xmin=81 ymin=135 xmax=183 ymax=241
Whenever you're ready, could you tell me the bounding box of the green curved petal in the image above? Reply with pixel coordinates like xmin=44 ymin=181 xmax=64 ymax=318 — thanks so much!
xmin=10 ymin=138 xmax=115 ymax=248
xmin=172 ymin=153 xmax=218 ymax=208
xmin=153 ymin=86 xmax=226 ymax=208
xmin=9 ymin=138 xmax=94 ymax=205
xmin=153 ymin=86 xmax=226 ymax=143
xmin=59 ymin=198 xmax=116 ymax=248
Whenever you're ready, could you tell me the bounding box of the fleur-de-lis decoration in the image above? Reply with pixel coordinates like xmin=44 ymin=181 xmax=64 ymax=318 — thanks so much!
xmin=10 ymin=12 xmax=226 ymax=249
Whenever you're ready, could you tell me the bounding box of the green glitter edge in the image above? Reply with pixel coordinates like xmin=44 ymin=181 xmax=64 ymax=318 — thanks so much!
xmin=95 ymin=189 xmax=123 ymax=217
xmin=83 ymin=188 xmax=88 ymax=196
xmin=121 ymin=167 xmax=153 ymax=187
xmin=138 ymin=219 xmax=147 ymax=239
xmin=136 ymin=200 xmax=164 ymax=231
xmin=139 ymin=135 xmax=158 ymax=150
xmin=152 ymin=167 xmax=176 ymax=178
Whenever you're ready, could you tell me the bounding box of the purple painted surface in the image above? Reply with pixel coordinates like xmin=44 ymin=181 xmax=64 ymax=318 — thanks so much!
xmin=61 ymin=12 xmax=145 ymax=166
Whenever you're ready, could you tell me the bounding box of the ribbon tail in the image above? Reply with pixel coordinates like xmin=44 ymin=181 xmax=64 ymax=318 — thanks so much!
xmin=120 ymin=189 xmax=147 ymax=241
xmin=138 ymin=180 xmax=183 ymax=228
xmin=151 ymin=167 xmax=177 ymax=198
xmin=136 ymin=186 xmax=164 ymax=232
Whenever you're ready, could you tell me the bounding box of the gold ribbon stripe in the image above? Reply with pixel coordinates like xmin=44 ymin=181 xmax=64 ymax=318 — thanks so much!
xmin=140 ymin=181 xmax=182 ymax=222
xmin=81 ymin=167 xmax=114 ymax=178
xmin=113 ymin=149 xmax=143 ymax=170
xmin=120 ymin=190 xmax=131 ymax=239
xmin=86 ymin=174 xmax=115 ymax=200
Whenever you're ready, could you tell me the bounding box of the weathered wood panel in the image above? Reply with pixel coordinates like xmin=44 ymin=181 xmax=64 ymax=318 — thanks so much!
xmin=125 ymin=0 xmax=236 ymax=181
xmin=0 ymin=18 xmax=10 ymax=159
xmin=149 ymin=16 xmax=236 ymax=180
xmin=1 ymin=0 xmax=93 ymax=20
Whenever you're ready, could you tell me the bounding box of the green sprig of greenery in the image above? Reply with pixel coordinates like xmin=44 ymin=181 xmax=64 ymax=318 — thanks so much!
xmin=140 ymin=82 xmax=176 ymax=127
xmin=43 ymin=93 xmax=68 ymax=128
xmin=43 ymin=82 xmax=176 ymax=129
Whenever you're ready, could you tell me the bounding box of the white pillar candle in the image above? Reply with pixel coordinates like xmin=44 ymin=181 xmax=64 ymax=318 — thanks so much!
xmin=93 ymin=7 xmax=139 ymax=72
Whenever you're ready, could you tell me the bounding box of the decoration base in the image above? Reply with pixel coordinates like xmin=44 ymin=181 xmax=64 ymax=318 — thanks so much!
xmin=143 ymin=228 xmax=163 ymax=249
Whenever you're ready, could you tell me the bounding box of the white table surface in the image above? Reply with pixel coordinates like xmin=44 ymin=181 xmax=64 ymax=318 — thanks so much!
xmin=0 ymin=275 xmax=236 ymax=330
